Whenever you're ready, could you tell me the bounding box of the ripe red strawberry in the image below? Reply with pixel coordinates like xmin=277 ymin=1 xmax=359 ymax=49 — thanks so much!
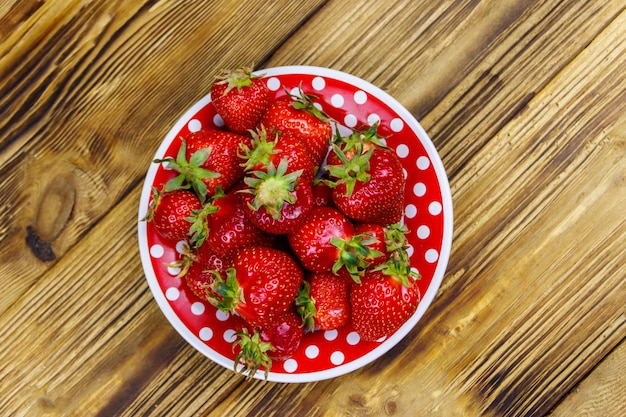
xmin=183 ymin=244 xmax=231 ymax=301
xmin=239 ymin=126 xmax=315 ymax=184
xmin=155 ymin=130 xmax=250 ymax=202
xmin=210 ymin=66 xmax=270 ymax=134
xmin=204 ymin=185 xmax=276 ymax=258
xmin=296 ymin=272 xmax=352 ymax=331
xmin=185 ymin=129 xmax=251 ymax=197
xmin=232 ymin=308 xmax=304 ymax=379
xmin=326 ymin=141 xmax=405 ymax=225
xmin=354 ymin=223 xmax=387 ymax=268
xmin=311 ymin=180 xmax=334 ymax=208
xmin=239 ymin=159 xmax=314 ymax=234
xmin=144 ymin=188 xmax=203 ymax=243
xmin=350 ymin=263 xmax=421 ymax=342
xmin=260 ymin=90 xmax=332 ymax=167
xmin=287 ymin=206 xmax=382 ymax=282
xmin=208 ymin=246 xmax=304 ymax=327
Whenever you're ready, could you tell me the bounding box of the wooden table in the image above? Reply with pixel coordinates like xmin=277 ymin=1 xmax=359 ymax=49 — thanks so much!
xmin=1 ymin=1 xmax=624 ymax=415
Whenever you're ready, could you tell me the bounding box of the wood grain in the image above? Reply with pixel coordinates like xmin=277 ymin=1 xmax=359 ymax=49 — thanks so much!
xmin=0 ymin=0 xmax=326 ymax=315
xmin=550 ymin=340 xmax=625 ymax=417
xmin=1 ymin=0 xmax=624 ymax=416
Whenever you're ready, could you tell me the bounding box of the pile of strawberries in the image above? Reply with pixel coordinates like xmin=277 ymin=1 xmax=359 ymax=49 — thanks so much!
xmin=145 ymin=67 xmax=420 ymax=379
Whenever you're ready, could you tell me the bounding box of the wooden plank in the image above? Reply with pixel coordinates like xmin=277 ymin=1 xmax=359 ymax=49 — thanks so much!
xmin=0 ymin=0 xmax=325 ymax=315
xmin=550 ymin=340 xmax=625 ymax=417
xmin=311 ymin=9 xmax=626 ymax=417
xmin=116 ymin=1 xmax=625 ymax=416
xmin=266 ymin=0 xmax=625 ymax=177
xmin=2 ymin=1 xmax=624 ymax=416
xmin=206 ymin=3 xmax=625 ymax=416
xmin=0 ymin=184 xmax=247 ymax=415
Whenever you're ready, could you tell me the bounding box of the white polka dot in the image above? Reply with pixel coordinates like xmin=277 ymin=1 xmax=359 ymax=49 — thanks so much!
xmin=167 ymin=266 xmax=181 ymax=276
xmin=324 ymin=329 xmax=339 ymax=341
xmin=413 ymin=182 xmax=426 ymax=197
xmin=305 ymin=345 xmax=320 ymax=359
xmin=213 ymin=114 xmax=224 ymax=127
xmin=266 ymin=77 xmax=281 ymax=91
xmin=215 ymin=310 xmax=230 ymax=321
xmin=199 ymin=327 xmax=213 ymax=341
xmin=331 ymin=94 xmax=344 ymax=108
xmin=416 ymin=156 xmax=430 ymax=170
xmin=367 ymin=113 xmax=381 ymax=126
xmin=165 ymin=287 xmax=180 ymax=301
xmin=289 ymin=87 xmax=301 ymax=98
xmin=336 ymin=124 xmax=352 ymax=137
xmin=354 ymin=90 xmax=367 ymax=104
xmin=406 ymin=244 xmax=414 ymax=257
xmin=411 ymin=266 xmax=420 ymax=277
xmin=223 ymin=329 xmax=237 ymax=343
xmin=283 ymin=359 xmax=298 ymax=373
xmin=403 ymin=168 xmax=408 ymax=179
xmin=405 ymin=204 xmax=417 ymax=218
xmin=330 ymin=351 xmax=345 ymax=365
xmin=162 ymin=161 xmax=175 ymax=170
xmin=150 ymin=244 xmax=164 ymax=258
xmin=313 ymin=102 xmax=324 ymax=112
xmin=425 ymin=249 xmax=439 ymax=263
xmin=429 ymin=201 xmax=443 ymax=215
xmin=346 ymin=332 xmax=360 ymax=345
xmin=396 ymin=144 xmax=409 ymax=158
xmin=417 ymin=225 xmax=430 ymax=239
xmin=344 ymin=114 xmax=358 ymax=128
xmin=191 ymin=302 xmax=205 ymax=315
xmin=376 ymin=335 xmax=387 ymax=342
xmin=312 ymin=77 xmax=326 ymax=90
xmin=175 ymin=241 xmax=188 ymax=254
xmin=188 ymin=119 xmax=202 ymax=132
xmin=390 ymin=118 xmax=404 ymax=132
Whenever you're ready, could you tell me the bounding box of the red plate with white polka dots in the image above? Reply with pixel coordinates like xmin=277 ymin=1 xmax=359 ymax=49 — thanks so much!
xmin=138 ymin=66 xmax=453 ymax=383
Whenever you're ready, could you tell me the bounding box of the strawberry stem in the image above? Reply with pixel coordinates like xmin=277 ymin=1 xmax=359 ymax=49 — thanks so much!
xmin=238 ymin=126 xmax=280 ymax=171
xmin=286 ymin=84 xmax=330 ymax=122
xmin=325 ymin=143 xmax=372 ymax=197
xmin=214 ymin=66 xmax=262 ymax=95
xmin=240 ymin=158 xmax=302 ymax=219
xmin=333 ymin=121 xmax=389 ymax=151
xmin=233 ymin=328 xmax=273 ymax=380
xmin=208 ymin=268 xmax=243 ymax=313
xmin=330 ymin=234 xmax=383 ymax=284
xmin=294 ymin=281 xmax=317 ymax=332
xmin=153 ymin=139 xmax=221 ymax=202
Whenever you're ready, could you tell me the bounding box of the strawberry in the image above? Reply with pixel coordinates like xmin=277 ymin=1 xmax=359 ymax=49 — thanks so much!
xmin=182 ymin=243 xmax=231 ymax=301
xmin=287 ymin=206 xmax=382 ymax=282
xmin=208 ymin=246 xmax=304 ymax=327
xmin=326 ymin=140 xmax=405 ymax=225
xmin=204 ymin=185 xmax=276 ymax=258
xmin=296 ymin=272 xmax=352 ymax=331
xmin=311 ymin=179 xmax=334 ymax=208
xmin=326 ymin=121 xmax=387 ymax=164
xmin=350 ymin=259 xmax=421 ymax=342
xmin=232 ymin=308 xmax=304 ymax=379
xmin=260 ymin=89 xmax=332 ymax=167
xmin=239 ymin=159 xmax=314 ymax=234
xmin=239 ymin=126 xmax=315 ymax=184
xmin=185 ymin=129 xmax=251 ymax=197
xmin=353 ymin=223 xmax=388 ymax=268
xmin=152 ymin=140 xmax=218 ymax=203
xmin=155 ymin=130 xmax=250 ymax=202
xmin=210 ymin=66 xmax=270 ymax=134
xmin=144 ymin=188 xmax=203 ymax=243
